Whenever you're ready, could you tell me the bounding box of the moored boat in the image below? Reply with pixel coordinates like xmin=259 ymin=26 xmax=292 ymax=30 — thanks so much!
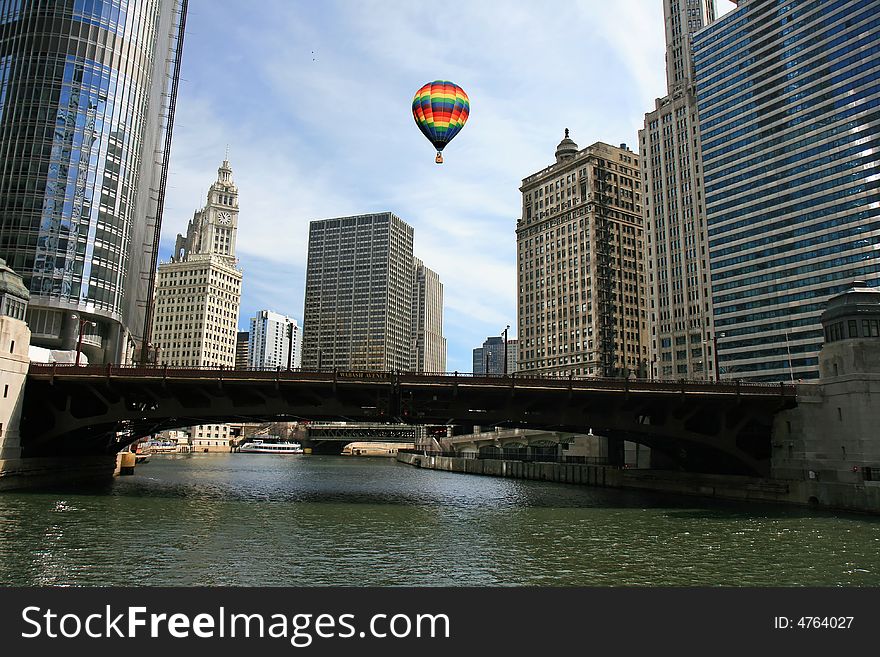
xmin=238 ymin=439 xmax=304 ymax=454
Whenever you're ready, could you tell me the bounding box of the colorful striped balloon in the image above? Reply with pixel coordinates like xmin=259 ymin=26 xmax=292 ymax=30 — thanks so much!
xmin=412 ymin=80 xmax=470 ymax=164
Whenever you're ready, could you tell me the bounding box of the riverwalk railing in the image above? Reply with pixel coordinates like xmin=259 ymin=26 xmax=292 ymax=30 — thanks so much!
xmin=398 ymin=449 xmax=613 ymax=466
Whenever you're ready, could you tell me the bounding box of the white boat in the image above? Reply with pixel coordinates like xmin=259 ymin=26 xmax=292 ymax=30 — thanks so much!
xmin=238 ymin=439 xmax=304 ymax=454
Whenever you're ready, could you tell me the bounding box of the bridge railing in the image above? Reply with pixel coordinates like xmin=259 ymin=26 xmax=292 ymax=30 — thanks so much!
xmin=26 ymin=363 xmax=796 ymax=396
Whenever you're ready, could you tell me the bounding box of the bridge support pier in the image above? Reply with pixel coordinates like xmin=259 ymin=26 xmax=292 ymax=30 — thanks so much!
xmin=606 ymin=437 xmax=625 ymax=468
xmin=0 ymin=455 xmax=118 ymax=491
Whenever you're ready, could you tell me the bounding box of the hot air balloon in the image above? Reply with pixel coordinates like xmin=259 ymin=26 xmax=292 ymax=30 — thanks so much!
xmin=412 ymin=80 xmax=470 ymax=164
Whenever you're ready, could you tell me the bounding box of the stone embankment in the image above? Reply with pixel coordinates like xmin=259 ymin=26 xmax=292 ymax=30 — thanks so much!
xmin=397 ymin=453 xmax=880 ymax=513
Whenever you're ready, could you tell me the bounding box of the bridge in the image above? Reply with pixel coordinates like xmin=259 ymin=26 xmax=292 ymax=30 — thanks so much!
xmin=302 ymin=422 xmax=425 ymax=455
xmin=22 ymin=364 xmax=797 ymax=476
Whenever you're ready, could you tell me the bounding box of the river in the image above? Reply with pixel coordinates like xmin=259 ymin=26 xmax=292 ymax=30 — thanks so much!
xmin=0 ymin=454 xmax=878 ymax=586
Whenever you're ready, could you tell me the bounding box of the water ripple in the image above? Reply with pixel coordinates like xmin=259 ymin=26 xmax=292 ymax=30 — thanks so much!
xmin=0 ymin=455 xmax=878 ymax=586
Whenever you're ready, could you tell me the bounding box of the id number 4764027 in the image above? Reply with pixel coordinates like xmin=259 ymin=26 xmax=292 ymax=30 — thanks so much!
xmin=774 ymin=616 xmax=854 ymax=629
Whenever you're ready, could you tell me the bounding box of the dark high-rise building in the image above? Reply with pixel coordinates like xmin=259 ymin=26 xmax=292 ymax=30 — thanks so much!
xmin=302 ymin=213 xmax=414 ymax=371
xmin=302 ymin=212 xmax=445 ymax=372
xmin=0 ymin=0 xmax=188 ymax=363
xmin=473 ymin=336 xmax=517 ymax=375
xmin=235 ymin=331 xmax=250 ymax=370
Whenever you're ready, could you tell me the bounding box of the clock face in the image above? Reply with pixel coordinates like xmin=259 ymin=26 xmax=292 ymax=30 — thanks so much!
xmin=217 ymin=211 xmax=232 ymax=225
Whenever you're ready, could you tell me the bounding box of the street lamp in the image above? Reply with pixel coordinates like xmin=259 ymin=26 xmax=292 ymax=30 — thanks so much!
xmin=784 ymin=332 xmax=795 ymax=383
xmin=71 ymin=314 xmax=96 ymax=366
xmin=501 ymin=324 xmax=510 ymax=375
xmin=287 ymin=321 xmax=294 ymax=371
xmin=713 ymin=331 xmax=726 ymax=382
xmin=485 ymin=351 xmax=492 ymax=376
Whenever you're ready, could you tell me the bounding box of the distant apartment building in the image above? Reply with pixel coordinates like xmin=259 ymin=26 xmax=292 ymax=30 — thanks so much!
xmin=152 ymin=160 xmax=242 ymax=451
xmin=473 ymin=336 xmax=518 ymax=375
xmin=693 ymin=0 xmax=880 ymax=381
xmin=190 ymin=424 xmax=232 ymax=452
xmin=248 ymin=310 xmax=301 ymax=370
xmin=517 ymin=134 xmax=649 ymax=377
xmin=412 ymin=258 xmax=446 ymax=372
xmin=640 ymin=0 xmax=718 ymax=381
xmin=302 ymin=212 xmax=445 ymax=372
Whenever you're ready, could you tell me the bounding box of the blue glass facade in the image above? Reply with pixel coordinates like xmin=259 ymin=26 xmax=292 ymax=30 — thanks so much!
xmin=0 ymin=0 xmax=185 ymax=362
xmin=694 ymin=0 xmax=880 ymax=381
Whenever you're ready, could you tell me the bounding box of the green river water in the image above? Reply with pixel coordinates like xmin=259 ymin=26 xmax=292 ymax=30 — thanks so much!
xmin=1 ymin=454 xmax=878 ymax=586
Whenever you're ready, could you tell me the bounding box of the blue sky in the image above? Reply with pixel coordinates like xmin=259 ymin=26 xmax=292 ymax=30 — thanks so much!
xmin=161 ymin=0 xmax=736 ymax=372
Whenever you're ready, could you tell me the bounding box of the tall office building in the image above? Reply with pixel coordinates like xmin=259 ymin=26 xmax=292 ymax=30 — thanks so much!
xmin=517 ymin=134 xmax=649 ymax=377
xmin=248 ymin=309 xmax=301 ymax=370
xmin=235 ymin=330 xmax=249 ymax=369
xmin=0 ymin=0 xmax=188 ymax=363
xmin=302 ymin=212 xmax=444 ymax=372
xmin=639 ymin=0 xmax=717 ymax=381
xmin=473 ymin=336 xmax=517 ymax=375
xmin=152 ymin=159 xmax=242 ymax=368
xmin=693 ymin=0 xmax=880 ymax=381
xmin=153 ymin=159 xmax=241 ymax=451
xmin=412 ymin=257 xmax=446 ymax=372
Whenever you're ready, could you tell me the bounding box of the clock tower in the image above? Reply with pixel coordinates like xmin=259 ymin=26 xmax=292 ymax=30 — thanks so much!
xmin=172 ymin=158 xmax=239 ymax=264
xmin=206 ymin=158 xmax=239 ymax=263
xmin=153 ymin=158 xmax=245 ymax=451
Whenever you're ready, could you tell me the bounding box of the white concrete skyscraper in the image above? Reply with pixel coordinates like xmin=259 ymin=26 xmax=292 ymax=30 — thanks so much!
xmin=151 ymin=160 xmax=242 ymax=452
xmin=412 ymin=257 xmax=446 ymax=373
xmin=249 ymin=309 xmax=301 ymax=370
xmin=152 ymin=159 xmax=242 ymax=368
xmin=640 ymin=0 xmax=718 ymax=380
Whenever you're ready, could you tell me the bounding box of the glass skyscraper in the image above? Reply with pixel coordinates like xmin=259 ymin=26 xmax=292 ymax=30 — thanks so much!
xmin=0 ymin=0 xmax=187 ymax=363
xmin=694 ymin=0 xmax=880 ymax=381
xmin=473 ymin=336 xmax=517 ymax=376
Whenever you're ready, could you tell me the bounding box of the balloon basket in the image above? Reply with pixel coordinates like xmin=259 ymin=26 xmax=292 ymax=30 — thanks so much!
xmin=435 ymin=152 xmax=443 ymax=164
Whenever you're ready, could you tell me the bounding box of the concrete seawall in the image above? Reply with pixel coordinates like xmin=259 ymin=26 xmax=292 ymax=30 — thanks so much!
xmin=397 ymin=453 xmax=880 ymax=513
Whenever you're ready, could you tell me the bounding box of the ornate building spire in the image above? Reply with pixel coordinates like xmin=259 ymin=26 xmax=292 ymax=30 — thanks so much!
xmin=173 ymin=160 xmax=239 ymax=264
